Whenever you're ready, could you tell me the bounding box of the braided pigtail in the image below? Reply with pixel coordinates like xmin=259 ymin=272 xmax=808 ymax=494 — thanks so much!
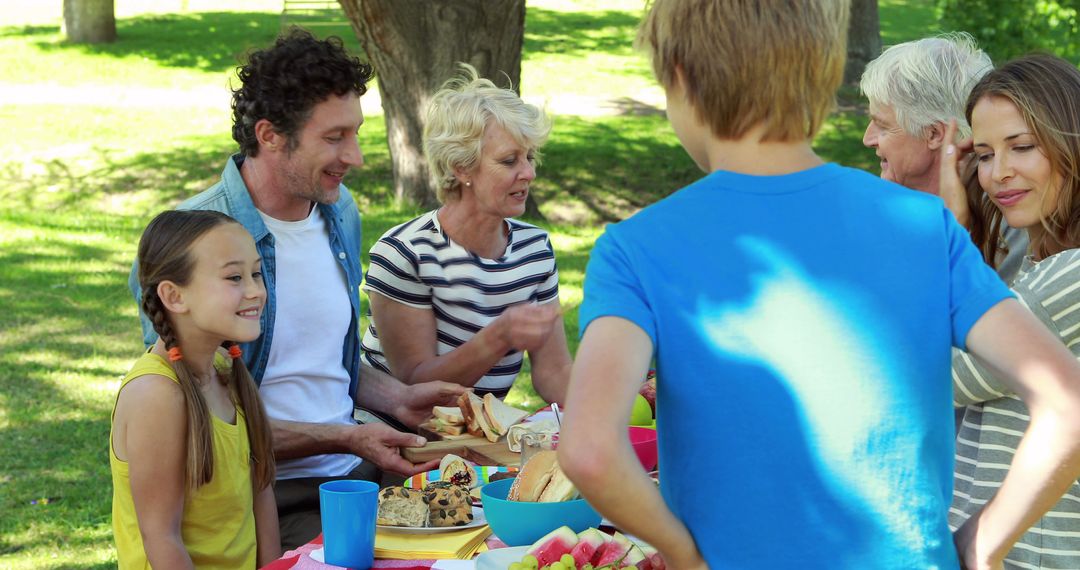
xmin=222 ymin=340 xmax=276 ymax=489
xmin=141 ymin=262 xmax=215 ymax=491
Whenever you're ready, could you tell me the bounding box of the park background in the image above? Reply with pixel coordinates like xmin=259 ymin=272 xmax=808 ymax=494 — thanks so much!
xmin=2 ymin=0 xmax=1075 ymax=567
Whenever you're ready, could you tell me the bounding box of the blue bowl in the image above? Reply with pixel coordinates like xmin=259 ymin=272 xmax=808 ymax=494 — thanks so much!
xmin=480 ymin=478 xmax=602 ymax=546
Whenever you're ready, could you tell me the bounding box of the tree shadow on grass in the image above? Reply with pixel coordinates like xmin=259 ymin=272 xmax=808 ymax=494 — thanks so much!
xmin=0 ymin=142 xmax=228 ymax=215
xmin=0 ymin=231 xmax=141 ymax=567
xmin=525 ymin=7 xmax=645 ymax=60
xmin=18 ymin=12 xmax=362 ymax=74
xmin=10 ymin=7 xmax=646 ymax=79
xmin=534 ymin=114 xmax=699 ymax=224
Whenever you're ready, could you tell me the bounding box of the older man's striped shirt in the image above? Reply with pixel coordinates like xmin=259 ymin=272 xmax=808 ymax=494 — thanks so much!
xmin=360 ymin=210 xmax=559 ymax=395
xmin=951 ymin=247 xmax=1080 ymax=570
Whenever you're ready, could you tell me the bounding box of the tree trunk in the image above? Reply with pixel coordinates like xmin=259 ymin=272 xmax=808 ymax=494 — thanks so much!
xmin=844 ymin=0 xmax=881 ymax=84
xmin=63 ymin=0 xmax=117 ymax=44
xmin=340 ymin=0 xmax=541 ymax=217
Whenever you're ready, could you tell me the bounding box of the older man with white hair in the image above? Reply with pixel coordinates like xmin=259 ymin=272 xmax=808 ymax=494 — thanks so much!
xmin=861 ymin=33 xmax=1027 ymax=283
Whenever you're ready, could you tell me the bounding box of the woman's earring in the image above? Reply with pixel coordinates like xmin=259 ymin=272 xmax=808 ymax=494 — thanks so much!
xmin=465 ymin=181 xmax=472 ymax=187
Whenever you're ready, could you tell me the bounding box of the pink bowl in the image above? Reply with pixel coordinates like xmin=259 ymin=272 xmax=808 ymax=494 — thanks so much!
xmin=629 ymin=426 xmax=658 ymax=471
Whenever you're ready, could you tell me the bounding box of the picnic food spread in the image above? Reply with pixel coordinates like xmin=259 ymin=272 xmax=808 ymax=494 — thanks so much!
xmin=378 ymin=457 xmax=479 ymax=528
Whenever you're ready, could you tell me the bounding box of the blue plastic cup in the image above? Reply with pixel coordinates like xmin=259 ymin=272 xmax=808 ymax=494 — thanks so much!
xmin=319 ymin=479 xmax=379 ymax=569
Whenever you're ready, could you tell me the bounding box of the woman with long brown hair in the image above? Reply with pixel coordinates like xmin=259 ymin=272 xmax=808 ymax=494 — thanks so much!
xmin=946 ymin=53 xmax=1080 ymax=568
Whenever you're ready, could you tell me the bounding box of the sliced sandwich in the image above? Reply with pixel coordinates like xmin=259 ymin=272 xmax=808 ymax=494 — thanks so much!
xmin=433 ymin=406 xmax=465 ymax=426
xmin=482 ymin=393 xmax=530 ymax=439
xmin=457 ymin=392 xmax=482 ymax=436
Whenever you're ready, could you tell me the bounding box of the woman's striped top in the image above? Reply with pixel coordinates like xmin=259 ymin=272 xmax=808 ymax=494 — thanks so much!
xmin=951 ymin=247 xmax=1080 ymax=569
xmin=361 ymin=209 xmax=559 ymax=396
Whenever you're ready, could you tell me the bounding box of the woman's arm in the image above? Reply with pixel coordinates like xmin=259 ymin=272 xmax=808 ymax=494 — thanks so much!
xmin=956 ymin=299 xmax=1080 ymax=568
xmin=369 ymin=292 xmax=560 ymax=386
xmin=353 ymin=364 xmax=465 ymax=428
xmin=526 ymin=304 xmax=572 ymax=404
xmin=117 ymin=375 xmax=195 ymax=569
xmin=253 ymin=483 xmax=280 ymax=566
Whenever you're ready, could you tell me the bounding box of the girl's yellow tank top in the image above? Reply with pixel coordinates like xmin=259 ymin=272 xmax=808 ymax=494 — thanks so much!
xmin=110 ymin=352 xmax=256 ymax=569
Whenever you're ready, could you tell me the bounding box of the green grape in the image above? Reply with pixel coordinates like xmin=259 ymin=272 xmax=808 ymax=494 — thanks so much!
xmin=509 ymin=563 xmax=524 ymax=570
xmin=581 ymin=565 xmax=593 ymax=570
xmin=522 ymin=554 xmax=540 ymax=570
xmin=549 ymin=562 xmax=566 ymax=570
xmin=560 ymin=554 xmax=576 ymax=568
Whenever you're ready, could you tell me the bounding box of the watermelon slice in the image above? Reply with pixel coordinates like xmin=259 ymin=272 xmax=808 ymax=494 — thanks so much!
xmin=526 ymin=526 xmax=579 ymax=568
xmin=569 ymin=528 xmax=607 ymax=567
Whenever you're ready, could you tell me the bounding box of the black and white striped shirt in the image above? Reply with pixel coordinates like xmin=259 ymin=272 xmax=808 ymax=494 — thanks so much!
xmin=951 ymin=247 xmax=1080 ymax=569
xmin=361 ymin=210 xmax=559 ymax=395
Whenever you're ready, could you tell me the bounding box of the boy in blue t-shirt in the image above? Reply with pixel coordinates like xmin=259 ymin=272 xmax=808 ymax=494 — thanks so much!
xmin=556 ymin=1 xmax=1080 ymax=569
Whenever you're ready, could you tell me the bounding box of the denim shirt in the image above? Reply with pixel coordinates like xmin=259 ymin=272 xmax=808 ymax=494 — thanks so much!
xmin=128 ymin=154 xmax=364 ymax=396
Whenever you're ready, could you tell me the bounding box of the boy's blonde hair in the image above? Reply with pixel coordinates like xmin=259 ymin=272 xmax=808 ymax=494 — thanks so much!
xmin=637 ymin=0 xmax=850 ymax=142
xmin=424 ymin=63 xmax=551 ymax=203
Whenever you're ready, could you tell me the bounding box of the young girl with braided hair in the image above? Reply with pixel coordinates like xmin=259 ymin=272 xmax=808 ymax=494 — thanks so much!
xmin=111 ymin=210 xmax=279 ymax=568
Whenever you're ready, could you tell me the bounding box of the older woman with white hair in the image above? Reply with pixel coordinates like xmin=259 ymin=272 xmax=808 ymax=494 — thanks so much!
xmin=360 ymin=65 xmax=570 ymax=410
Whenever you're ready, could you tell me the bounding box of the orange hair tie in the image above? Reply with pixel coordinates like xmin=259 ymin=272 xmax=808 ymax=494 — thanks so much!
xmin=167 ymin=346 xmax=183 ymax=362
xmin=228 ymin=345 xmax=243 ymax=359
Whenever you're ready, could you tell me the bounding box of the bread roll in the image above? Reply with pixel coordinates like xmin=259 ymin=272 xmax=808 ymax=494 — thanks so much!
xmin=507 ymin=450 xmax=578 ymax=502
xmin=423 ymin=483 xmax=473 ymax=527
xmin=377 ymin=486 xmax=428 ymax=527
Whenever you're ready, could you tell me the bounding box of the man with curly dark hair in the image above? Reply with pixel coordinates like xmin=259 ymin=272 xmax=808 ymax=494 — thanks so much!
xmin=129 ymin=28 xmax=466 ymax=549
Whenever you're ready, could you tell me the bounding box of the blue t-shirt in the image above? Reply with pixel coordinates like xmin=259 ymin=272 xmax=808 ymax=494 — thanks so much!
xmin=579 ymin=163 xmax=1012 ymax=569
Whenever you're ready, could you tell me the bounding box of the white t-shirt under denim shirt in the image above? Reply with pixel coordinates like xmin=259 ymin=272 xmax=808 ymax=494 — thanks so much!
xmin=258 ymin=206 xmax=360 ymax=479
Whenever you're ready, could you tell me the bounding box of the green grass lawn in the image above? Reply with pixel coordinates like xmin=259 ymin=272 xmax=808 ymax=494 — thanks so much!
xmin=0 ymin=0 xmax=937 ymax=567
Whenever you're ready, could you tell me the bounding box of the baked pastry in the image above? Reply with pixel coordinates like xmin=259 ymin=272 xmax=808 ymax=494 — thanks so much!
xmin=423 ymin=482 xmax=473 ymax=527
xmin=424 ymin=482 xmax=471 ymax=508
xmin=429 ymin=505 xmax=474 ymax=527
xmin=377 ymin=486 xmax=428 ymax=527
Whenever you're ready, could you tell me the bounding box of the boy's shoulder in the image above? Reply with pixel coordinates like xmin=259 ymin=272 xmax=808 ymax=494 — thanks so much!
xmin=617 ymin=163 xmax=939 ymax=228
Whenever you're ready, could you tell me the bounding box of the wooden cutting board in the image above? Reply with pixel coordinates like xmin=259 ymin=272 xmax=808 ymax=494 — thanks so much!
xmin=402 ymin=435 xmax=520 ymax=467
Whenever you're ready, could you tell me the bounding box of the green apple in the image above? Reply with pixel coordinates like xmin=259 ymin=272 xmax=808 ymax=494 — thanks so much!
xmin=630 ymin=394 xmax=653 ymax=426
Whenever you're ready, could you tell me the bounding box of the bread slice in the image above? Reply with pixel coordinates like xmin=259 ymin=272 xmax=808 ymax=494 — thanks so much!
xmin=432 ymin=418 xmax=466 ymax=436
xmin=474 ymin=400 xmax=499 ymax=442
xmin=457 ymin=392 xmax=481 ymax=436
xmin=377 ymin=486 xmax=429 ymax=527
xmin=482 ymin=393 xmax=529 ymax=436
xmin=433 ymin=406 xmax=465 ymax=426
xmin=462 ymin=392 xmax=499 ymax=442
